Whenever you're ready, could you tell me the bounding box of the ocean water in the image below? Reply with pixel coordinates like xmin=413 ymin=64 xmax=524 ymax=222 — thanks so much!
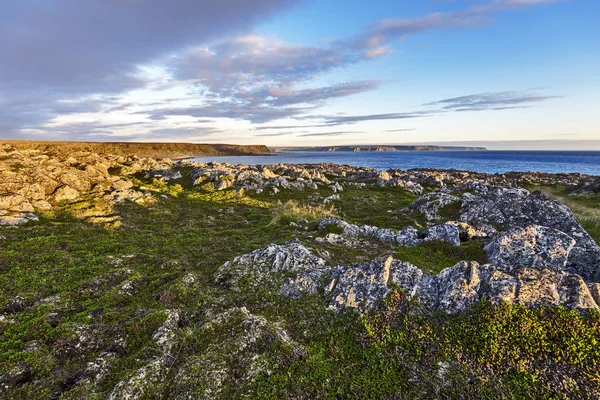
xmin=190 ymin=151 xmax=600 ymax=176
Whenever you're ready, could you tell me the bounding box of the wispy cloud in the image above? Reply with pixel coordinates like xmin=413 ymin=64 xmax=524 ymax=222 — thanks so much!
xmin=425 ymin=91 xmax=563 ymax=111
xmin=298 ymin=131 xmax=361 ymax=137
xmin=313 ymin=111 xmax=435 ymax=125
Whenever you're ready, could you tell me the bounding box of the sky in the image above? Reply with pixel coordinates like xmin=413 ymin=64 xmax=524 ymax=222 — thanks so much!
xmin=1 ymin=0 xmax=599 ymax=149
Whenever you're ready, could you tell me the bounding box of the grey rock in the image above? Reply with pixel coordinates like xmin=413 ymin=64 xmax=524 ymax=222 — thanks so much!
xmin=214 ymin=239 xmax=326 ymax=291
xmin=327 ymin=257 xmax=393 ymax=311
xmin=421 ymin=224 xmax=461 ymax=246
xmin=484 ymin=225 xmax=576 ymax=273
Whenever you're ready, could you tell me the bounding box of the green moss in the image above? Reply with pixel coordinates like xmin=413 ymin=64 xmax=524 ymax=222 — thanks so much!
xmin=395 ymin=240 xmax=487 ymax=274
xmin=333 ymin=186 xmax=424 ymax=230
xmin=438 ymin=200 xmax=462 ymax=220
xmin=254 ymin=294 xmax=600 ymax=399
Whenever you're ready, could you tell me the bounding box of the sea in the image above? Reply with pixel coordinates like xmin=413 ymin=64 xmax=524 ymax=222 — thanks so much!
xmin=190 ymin=150 xmax=600 ymax=176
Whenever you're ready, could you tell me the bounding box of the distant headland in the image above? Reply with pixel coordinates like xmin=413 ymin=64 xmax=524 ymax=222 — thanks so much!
xmin=0 ymin=140 xmax=271 ymax=159
xmin=272 ymin=145 xmax=487 ymax=152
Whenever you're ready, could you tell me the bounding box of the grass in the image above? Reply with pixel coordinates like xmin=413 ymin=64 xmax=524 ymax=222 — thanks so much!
xmin=253 ymin=294 xmax=600 ymax=399
xmin=270 ymin=200 xmax=336 ymax=226
xmin=438 ymin=200 xmax=462 ymax=220
xmin=395 ymin=240 xmax=487 ymax=274
xmin=1 ymin=175 xmax=599 ymax=398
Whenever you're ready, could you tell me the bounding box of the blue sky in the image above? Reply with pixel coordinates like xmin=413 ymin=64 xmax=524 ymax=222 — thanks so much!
xmin=1 ymin=0 xmax=598 ymax=149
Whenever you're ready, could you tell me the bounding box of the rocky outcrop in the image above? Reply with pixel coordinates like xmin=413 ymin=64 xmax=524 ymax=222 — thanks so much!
xmin=289 ymin=256 xmax=599 ymax=314
xmin=214 ymin=239 xmax=327 ymax=292
xmin=484 ymin=225 xmax=576 ymax=273
xmin=0 ymin=144 xmax=168 ymax=224
xmin=317 ymin=218 xmax=462 ymax=247
xmin=213 ymin=231 xmax=599 ymax=315
xmin=413 ymin=186 xmax=600 ymax=280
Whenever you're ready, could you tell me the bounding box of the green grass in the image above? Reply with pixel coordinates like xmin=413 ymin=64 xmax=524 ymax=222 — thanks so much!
xmin=253 ymin=294 xmax=600 ymax=399
xmin=395 ymin=240 xmax=487 ymax=274
xmin=438 ymin=200 xmax=462 ymax=220
xmin=1 ymin=176 xmax=599 ymax=398
xmin=333 ymin=186 xmax=425 ymax=230
xmin=270 ymin=200 xmax=336 ymax=226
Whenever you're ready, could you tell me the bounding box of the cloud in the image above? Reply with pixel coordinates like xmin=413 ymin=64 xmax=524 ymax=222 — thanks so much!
xmin=0 ymin=1 xmax=298 ymax=95
xmin=385 ymin=128 xmax=416 ymax=132
xmin=298 ymin=131 xmax=360 ymax=137
xmin=425 ymin=91 xmax=562 ymax=111
xmin=0 ymin=0 xmax=563 ymax=138
xmin=0 ymin=0 xmax=299 ymax=134
xmin=253 ymin=132 xmax=297 ymax=137
xmin=253 ymin=124 xmax=330 ymax=130
xmin=297 ymin=89 xmax=561 ymax=127
xmin=313 ymin=111 xmax=435 ymax=125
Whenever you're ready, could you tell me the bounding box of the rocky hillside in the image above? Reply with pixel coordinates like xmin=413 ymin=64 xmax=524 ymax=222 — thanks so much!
xmin=3 ymin=140 xmax=271 ymax=159
xmin=1 ymin=143 xmax=600 ymax=398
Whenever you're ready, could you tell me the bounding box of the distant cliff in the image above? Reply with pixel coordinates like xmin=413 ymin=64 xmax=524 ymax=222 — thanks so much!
xmin=272 ymin=145 xmax=487 ymax=152
xmin=3 ymin=140 xmax=271 ymax=159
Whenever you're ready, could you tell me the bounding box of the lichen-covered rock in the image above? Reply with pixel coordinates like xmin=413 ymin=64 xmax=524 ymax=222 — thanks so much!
xmin=567 ymin=246 xmax=600 ymax=283
xmin=420 ymin=223 xmax=461 ymax=246
xmin=172 ymin=307 xmax=304 ymax=399
xmin=318 ymin=218 xmax=462 ymax=247
xmin=484 ymin=225 xmax=576 ymax=273
xmin=447 ymin=220 xmax=497 ymax=241
xmin=279 ymin=268 xmax=331 ymax=299
xmin=284 ymin=256 xmax=599 ymax=314
xmin=327 ymin=257 xmax=393 ymax=311
xmin=214 ymin=239 xmax=326 ymax=291
xmin=461 ymin=189 xmax=595 ymax=248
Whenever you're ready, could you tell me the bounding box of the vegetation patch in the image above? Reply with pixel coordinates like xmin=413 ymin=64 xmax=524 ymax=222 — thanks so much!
xmin=270 ymin=200 xmax=336 ymax=226
xmin=438 ymin=200 xmax=462 ymax=220
xmin=395 ymin=239 xmax=487 ymax=274
xmin=253 ymin=292 xmax=600 ymax=399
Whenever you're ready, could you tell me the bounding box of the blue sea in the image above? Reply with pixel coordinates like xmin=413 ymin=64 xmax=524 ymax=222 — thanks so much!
xmin=190 ymin=151 xmax=600 ymax=176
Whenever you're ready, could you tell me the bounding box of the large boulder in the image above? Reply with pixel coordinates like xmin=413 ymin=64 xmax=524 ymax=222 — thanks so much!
xmin=484 ymin=225 xmax=576 ymax=274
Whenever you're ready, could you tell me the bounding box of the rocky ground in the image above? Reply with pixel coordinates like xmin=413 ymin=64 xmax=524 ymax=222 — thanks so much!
xmin=1 ymin=143 xmax=600 ymax=399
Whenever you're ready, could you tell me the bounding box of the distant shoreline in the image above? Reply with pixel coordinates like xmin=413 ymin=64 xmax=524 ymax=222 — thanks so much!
xmin=271 ymin=145 xmax=488 ymax=152
xmin=0 ymin=140 xmax=272 ymax=159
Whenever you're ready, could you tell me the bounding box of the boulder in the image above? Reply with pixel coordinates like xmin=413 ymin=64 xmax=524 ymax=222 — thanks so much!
xmin=484 ymin=225 xmax=576 ymax=273
xmin=214 ymin=239 xmax=326 ymax=292
xmin=420 ymin=224 xmax=461 ymax=246
xmin=54 ymin=185 xmax=81 ymax=202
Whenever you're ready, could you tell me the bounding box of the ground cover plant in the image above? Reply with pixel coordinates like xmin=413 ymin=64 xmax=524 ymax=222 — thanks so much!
xmin=1 ymin=169 xmax=600 ymax=399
